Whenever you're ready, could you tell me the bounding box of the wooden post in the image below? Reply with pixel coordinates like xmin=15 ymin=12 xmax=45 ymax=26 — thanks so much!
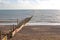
xmin=0 ymin=30 xmax=1 ymax=40
xmin=17 ymin=19 xmax=18 ymax=25
xmin=13 ymin=24 xmax=15 ymax=31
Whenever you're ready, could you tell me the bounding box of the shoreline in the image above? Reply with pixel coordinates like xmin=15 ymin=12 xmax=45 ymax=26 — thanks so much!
xmin=0 ymin=23 xmax=60 ymax=25
xmin=26 ymin=23 xmax=60 ymax=26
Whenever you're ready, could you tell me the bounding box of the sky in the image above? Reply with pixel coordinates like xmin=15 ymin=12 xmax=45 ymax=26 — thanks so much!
xmin=0 ymin=0 xmax=60 ymax=9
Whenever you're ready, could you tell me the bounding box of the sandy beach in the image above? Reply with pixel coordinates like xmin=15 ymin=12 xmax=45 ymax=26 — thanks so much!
xmin=0 ymin=25 xmax=60 ymax=40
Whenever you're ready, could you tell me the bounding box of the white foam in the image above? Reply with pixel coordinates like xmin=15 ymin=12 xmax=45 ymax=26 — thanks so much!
xmin=25 ymin=23 xmax=60 ymax=26
xmin=0 ymin=23 xmax=60 ymax=26
xmin=0 ymin=23 xmax=17 ymax=25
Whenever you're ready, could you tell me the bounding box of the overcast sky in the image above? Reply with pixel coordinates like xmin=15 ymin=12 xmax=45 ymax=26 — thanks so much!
xmin=0 ymin=0 xmax=60 ymax=9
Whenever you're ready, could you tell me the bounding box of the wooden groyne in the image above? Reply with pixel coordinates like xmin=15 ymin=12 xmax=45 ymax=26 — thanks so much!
xmin=0 ymin=16 xmax=32 ymax=40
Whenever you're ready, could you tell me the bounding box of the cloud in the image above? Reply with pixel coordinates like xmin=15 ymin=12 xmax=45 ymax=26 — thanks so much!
xmin=0 ymin=0 xmax=60 ymax=9
xmin=0 ymin=0 xmax=40 ymax=9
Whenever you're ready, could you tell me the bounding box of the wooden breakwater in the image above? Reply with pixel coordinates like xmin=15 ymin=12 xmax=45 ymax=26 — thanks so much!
xmin=0 ymin=16 xmax=32 ymax=40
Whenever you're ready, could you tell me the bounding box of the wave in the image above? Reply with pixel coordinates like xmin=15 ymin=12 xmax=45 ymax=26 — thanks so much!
xmin=0 ymin=23 xmax=60 ymax=25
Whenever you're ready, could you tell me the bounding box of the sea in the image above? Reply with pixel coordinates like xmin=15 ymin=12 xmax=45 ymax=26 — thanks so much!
xmin=0 ymin=10 xmax=60 ymax=25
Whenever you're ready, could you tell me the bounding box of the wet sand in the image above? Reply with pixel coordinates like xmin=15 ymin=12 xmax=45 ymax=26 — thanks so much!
xmin=0 ymin=25 xmax=60 ymax=40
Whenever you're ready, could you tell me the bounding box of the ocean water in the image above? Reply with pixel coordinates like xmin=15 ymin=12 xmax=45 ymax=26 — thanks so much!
xmin=0 ymin=10 xmax=60 ymax=23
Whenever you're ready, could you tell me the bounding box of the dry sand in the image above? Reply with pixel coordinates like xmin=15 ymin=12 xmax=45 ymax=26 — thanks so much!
xmin=0 ymin=25 xmax=60 ymax=40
